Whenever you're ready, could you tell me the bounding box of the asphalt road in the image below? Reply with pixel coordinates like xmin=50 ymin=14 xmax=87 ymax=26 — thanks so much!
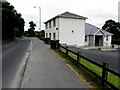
xmin=65 ymin=46 xmax=119 ymax=73
xmin=2 ymin=37 xmax=31 ymax=88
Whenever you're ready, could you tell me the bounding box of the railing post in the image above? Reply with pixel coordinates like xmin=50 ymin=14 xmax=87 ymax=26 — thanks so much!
xmin=66 ymin=46 xmax=68 ymax=56
xmin=77 ymin=52 xmax=81 ymax=64
xmin=101 ymin=62 xmax=108 ymax=86
xmin=58 ymin=43 xmax=60 ymax=51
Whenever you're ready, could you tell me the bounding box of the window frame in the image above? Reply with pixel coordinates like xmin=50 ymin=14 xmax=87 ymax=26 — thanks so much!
xmin=106 ymin=35 xmax=108 ymax=41
xmin=53 ymin=19 xmax=56 ymax=27
xmin=46 ymin=33 xmax=48 ymax=38
xmin=49 ymin=21 xmax=51 ymax=28
xmin=85 ymin=36 xmax=87 ymax=41
xmin=46 ymin=23 xmax=48 ymax=29
xmin=53 ymin=33 xmax=56 ymax=40
xmin=49 ymin=33 xmax=51 ymax=39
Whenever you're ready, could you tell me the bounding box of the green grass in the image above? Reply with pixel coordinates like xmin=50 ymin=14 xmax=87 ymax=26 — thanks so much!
xmin=60 ymin=47 xmax=66 ymax=53
xmin=107 ymin=72 xmax=120 ymax=88
xmin=68 ymin=51 xmax=77 ymax=60
xmin=80 ymin=58 xmax=102 ymax=77
xmin=60 ymin=47 xmax=120 ymax=89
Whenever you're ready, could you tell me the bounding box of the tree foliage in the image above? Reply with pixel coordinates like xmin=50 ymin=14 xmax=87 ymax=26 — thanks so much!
xmin=35 ymin=30 xmax=45 ymax=38
xmin=39 ymin=30 xmax=45 ymax=37
xmin=1 ymin=1 xmax=25 ymax=40
xmin=102 ymin=20 xmax=120 ymax=39
xmin=28 ymin=21 xmax=36 ymax=37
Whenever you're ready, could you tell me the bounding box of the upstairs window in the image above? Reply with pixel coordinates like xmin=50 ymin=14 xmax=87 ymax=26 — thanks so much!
xmin=46 ymin=23 xmax=48 ymax=29
xmin=53 ymin=19 xmax=56 ymax=27
xmin=49 ymin=21 xmax=51 ymax=28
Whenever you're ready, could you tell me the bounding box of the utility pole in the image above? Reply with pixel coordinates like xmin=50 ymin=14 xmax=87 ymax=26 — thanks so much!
xmin=33 ymin=6 xmax=41 ymax=31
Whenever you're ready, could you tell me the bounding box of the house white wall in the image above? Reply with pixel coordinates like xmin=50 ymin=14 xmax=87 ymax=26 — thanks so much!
xmin=84 ymin=35 xmax=89 ymax=46
xmin=45 ymin=17 xmax=85 ymax=46
xmin=103 ymin=35 xmax=112 ymax=46
xmin=45 ymin=18 xmax=59 ymax=40
xmin=59 ymin=17 xmax=85 ymax=46
xmin=85 ymin=35 xmax=112 ymax=46
xmin=118 ymin=1 xmax=120 ymax=22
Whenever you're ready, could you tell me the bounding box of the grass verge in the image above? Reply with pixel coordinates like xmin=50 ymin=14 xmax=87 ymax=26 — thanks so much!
xmin=57 ymin=48 xmax=120 ymax=89
xmin=52 ymin=49 xmax=112 ymax=89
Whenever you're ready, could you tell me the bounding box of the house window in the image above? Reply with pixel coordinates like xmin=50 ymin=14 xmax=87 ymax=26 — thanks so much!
xmin=46 ymin=23 xmax=48 ymax=29
xmin=53 ymin=33 xmax=56 ymax=40
xmin=106 ymin=36 xmax=108 ymax=41
xmin=53 ymin=19 xmax=56 ymax=27
xmin=49 ymin=21 xmax=51 ymax=28
xmin=56 ymin=28 xmax=58 ymax=30
xmin=46 ymin=33 xmax=48 ymax=38
xmin=49 ymin=33 xmax=51 ymax=39
xmin=85 ymin=36 xmax=87 ymax=41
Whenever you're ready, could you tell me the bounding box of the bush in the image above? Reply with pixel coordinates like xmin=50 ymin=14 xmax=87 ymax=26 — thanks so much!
xmin=111 ymin=39 xmax=120 ymax=45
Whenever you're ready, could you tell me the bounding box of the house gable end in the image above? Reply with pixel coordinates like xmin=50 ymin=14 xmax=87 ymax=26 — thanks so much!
xmin=95 ymin=30 xmax=105 ymax=35
xmin=59 ymin=11 xmax=87 ymax=19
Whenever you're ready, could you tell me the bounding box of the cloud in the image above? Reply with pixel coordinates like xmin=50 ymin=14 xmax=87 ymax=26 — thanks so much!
xmin=7 ymin=0 xmax=119 ymax=31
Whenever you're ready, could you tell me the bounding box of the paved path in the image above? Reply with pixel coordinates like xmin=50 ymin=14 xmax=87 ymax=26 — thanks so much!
xmin=21 ymin=38 xmax=87 ymax=88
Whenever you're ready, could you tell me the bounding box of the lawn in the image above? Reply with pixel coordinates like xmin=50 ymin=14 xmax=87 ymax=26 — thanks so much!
xmin=60 ymin=47 xmax=120 ymax=89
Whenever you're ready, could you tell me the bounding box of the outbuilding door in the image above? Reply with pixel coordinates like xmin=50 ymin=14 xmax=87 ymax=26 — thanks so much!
xmin=95 ymin=36 xmax=103 ymax=46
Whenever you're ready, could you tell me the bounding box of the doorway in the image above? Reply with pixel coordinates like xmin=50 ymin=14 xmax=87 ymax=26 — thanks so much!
xmin=95 ymin=36 xmax=103 ymax=46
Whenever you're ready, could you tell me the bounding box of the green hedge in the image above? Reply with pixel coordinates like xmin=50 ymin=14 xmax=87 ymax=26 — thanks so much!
xmin=111 ymin=39 xmax=120 ymax=45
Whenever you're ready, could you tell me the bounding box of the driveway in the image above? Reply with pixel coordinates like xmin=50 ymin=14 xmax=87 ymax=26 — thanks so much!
xmin=64 ymin=46 xmax=119 ymax=73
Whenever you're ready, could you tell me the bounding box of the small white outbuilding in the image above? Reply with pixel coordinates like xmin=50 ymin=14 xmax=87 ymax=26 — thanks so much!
xmin=85 ymin=23 xmax=113 ymax=46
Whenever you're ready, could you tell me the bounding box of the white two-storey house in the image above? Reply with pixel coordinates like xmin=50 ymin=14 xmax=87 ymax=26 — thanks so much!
xmin=44 ymin=11 xmax=87 ymax=46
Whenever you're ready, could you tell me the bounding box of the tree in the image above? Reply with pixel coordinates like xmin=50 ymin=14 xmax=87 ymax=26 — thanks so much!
xmin=35 ymin=30 xmax=45 ymax=38
xmin=102 ymin=20 xmax=120 ymax=40
xmin=2 ymin=1 xmax=25 ymax=40
xmin=39 ymin=30 xmax=45 ymax=37
xmin=28 ymin=21 xmax=36 ymax=37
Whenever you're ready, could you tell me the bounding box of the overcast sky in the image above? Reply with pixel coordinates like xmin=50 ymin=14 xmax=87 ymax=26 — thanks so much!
xmin=7 ymin=0 xmax=119 ymax=31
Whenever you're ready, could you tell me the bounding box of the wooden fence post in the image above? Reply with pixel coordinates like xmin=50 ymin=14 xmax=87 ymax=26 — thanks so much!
xmin=66 ymin=46 xmax=68 ymax=56
xmin=101 ymin=62 xmax=108 ymax=86
xmin=77 ymin=52 xmax=81 ymax=64
xmin=58 ymin=44 xmax=60 ymax=51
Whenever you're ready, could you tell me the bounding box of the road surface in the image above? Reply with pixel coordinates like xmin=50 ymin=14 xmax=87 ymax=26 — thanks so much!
xmin=2 ymin=37 xmax=31 ymax=88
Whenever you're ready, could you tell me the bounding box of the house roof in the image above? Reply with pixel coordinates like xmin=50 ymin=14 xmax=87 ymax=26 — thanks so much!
xmin=44 ymin=11 xmax=87 ymax=24
xmin=59 ymin=12 xmax=87 ymax=19
xmin=85 ymin=23 xmax=113 ymax=35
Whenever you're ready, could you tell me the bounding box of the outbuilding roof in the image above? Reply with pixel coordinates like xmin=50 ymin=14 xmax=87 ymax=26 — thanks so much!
xmin=85 ymin=23 xmax=113 ymax=35
xmin=44 ymin=11 xmax=87 ymax=24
